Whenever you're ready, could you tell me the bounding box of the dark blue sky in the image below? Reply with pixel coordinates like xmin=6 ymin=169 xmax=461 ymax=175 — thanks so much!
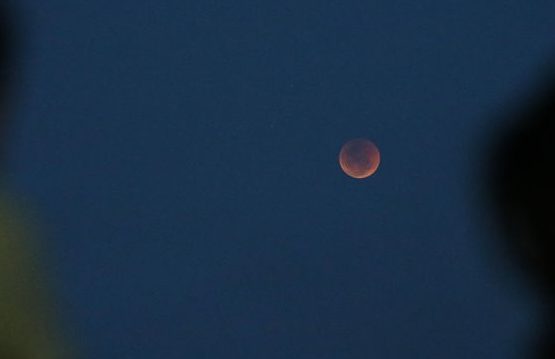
xmin=8 ymin=0 xmax=555 ymax=358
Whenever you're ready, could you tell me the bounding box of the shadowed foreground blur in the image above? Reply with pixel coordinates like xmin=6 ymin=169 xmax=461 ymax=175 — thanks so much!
xmin=490 ymin=65 xmax=555 ymax=358
xmin=1 ymin=4 xmax=67 ymax=358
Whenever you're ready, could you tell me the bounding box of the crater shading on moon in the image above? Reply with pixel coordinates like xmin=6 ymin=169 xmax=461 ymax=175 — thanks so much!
xmin=339 ymin=138 xmax=380 ymax=179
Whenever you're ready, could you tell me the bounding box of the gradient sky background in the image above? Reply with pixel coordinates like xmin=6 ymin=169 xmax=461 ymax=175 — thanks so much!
xmin=7 ymin=0 xmax=555 ymax=358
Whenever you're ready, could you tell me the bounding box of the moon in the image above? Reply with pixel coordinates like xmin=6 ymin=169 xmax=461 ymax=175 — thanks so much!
xmin=339 ymin=138 xmax=380 ymax=179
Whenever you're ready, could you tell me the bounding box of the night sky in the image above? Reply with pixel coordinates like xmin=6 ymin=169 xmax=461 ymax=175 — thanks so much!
xmin=7 ymin=0 xmax=555 ymax=358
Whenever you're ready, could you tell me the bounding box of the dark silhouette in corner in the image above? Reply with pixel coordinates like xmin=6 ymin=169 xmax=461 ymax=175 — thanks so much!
xmin=0 ymin=2 xmax=13 ymax=108
xmin=489 ymin=65 xmax=555 ymax=358
xmin=1 ymin=3 xmax=68 ymax=358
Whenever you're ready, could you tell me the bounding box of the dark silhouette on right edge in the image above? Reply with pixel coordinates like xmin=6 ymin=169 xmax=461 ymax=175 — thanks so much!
xmin=489 ymin=67 xmax=555 ymax=358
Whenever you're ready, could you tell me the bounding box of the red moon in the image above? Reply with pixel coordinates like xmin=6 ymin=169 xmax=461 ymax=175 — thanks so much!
xmin=339 ymin=139 xmax=380 ymax=179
